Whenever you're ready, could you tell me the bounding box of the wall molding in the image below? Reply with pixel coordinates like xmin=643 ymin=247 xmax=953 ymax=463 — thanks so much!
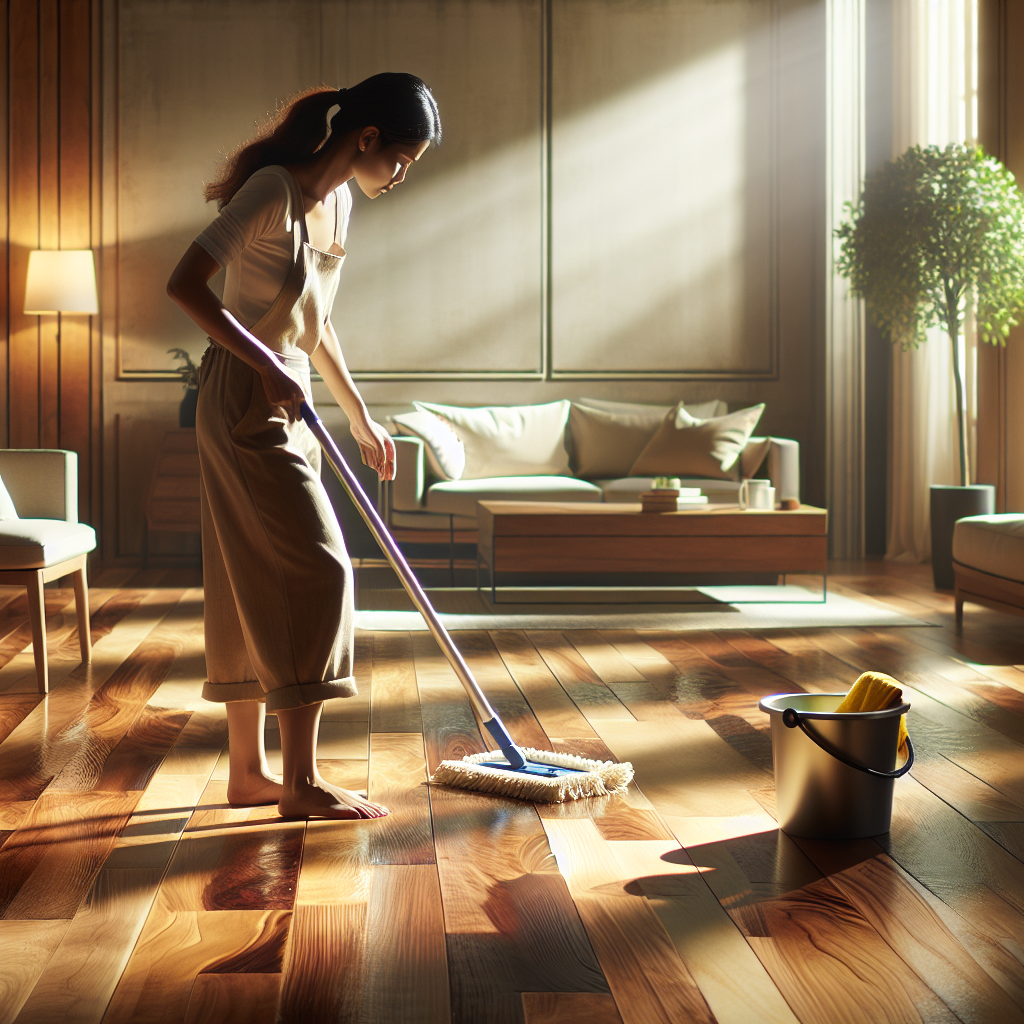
xmin=107 ymin=0 xmax=786 ymax=385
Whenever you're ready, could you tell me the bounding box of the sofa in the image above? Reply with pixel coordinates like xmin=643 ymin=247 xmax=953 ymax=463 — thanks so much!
xmin=381 ymin=398 xmax=801 ymax=536
xmin=952 ymin=514 xmax=1024 ymax=628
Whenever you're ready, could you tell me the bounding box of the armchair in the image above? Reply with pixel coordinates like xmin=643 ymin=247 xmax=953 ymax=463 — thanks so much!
xmin=0 ymin=450 xmax=96 ymax=693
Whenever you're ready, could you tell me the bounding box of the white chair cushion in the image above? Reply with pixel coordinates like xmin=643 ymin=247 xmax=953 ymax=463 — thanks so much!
xmin=0 ymin=519 xmax=97 ymax=570
xmin=953 ymin=514 xmax=1024 ymax=584
xmin=0 ymin=474 xmax=18 ymax=520
xmin=425 ymin=476 xmax=602 ymax=519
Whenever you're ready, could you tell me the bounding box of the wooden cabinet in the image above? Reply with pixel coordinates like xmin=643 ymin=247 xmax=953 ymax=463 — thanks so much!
xmin=144 ymin=430 xmax=201 ymax=566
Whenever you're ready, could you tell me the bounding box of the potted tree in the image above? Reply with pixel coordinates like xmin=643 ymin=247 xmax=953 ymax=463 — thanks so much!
xmin=168 ymin=347 xmax=200 ymax=428
xmin=837 ymin=143 xmax=1024 ymax=587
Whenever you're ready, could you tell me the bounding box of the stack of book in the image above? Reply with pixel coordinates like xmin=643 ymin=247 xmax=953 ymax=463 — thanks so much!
xmin=640 ymin=486 xmax=708 ymax=513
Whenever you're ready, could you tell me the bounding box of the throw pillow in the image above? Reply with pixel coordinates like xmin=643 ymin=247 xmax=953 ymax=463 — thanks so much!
xmin=415 ymin=400 xmax=571 ymax=480
xmin=0 ymin=475 xmax=17 ymax=520
xmin=570 ymin=398 xmax=729 ymax=478
xmin=629 ymin=403 xmax=766 ymax=480
xmin=391 ymin=410 xmax=466 ymax=481
xmin=569 ymin=403 xmax=662 ymax=479
xmin=741 ymin=436 xmax=773 ymax=479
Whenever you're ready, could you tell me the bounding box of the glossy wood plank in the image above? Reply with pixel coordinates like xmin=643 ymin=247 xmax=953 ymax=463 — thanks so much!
xmin=541 ymin=819 xmax=714 ymax=1024
xmin=521 ymin=992 xmax=623 ymax=1024
xmin=366 ymin=733 xmax=433 ymax=864
xmin=525 ymin=631 xmax=636 ymax=723
xmin=887 ymin=775 xmax=1024 ymax=941
xmin=0 ymin=791 xmax=139 ymax=920
xmin=15 ymin=866 xmax=164 ymax=1024
xmin=0 ymin=920 xmax=70 ymax=1024
xmin=562 ymin=631 xmax=646 ymax=683
xmin=590 ymin=715 xmax=770 ymax=818
xmin=0 ymin=696 xmax=40 ymax=746
xmin=733 ymin=879 xmax=958 ymax=1024
xmin=370 ymin=632 xmax=421 ymax=732
xmin=431 ymin=785 xmax=608 ymax=1024
xmin=0 ymin=589 xmax=186 ymax=804
xmin=155 ymin=779 xmax=303 ymax=914
xmin=102 ymin=909 xmax=290 ymax=1024
xmin=815 ymin=848 xmax=1021 ymax=1021
xmin=412 ymin=631 xmax=485 ymax=771
xmin=792 ymin=833 xmax=1024 ymax=1009
xmin=454 ymin=631 xmax=552 ymax=750
xmin=360 ymin=864 xmax=449 ymax=1023
xmin=42 ymin=595 xmax=203 ymax=795
xmin=492 ymin=629 xmax=599 ymax=739
xmin=182 ymin=973 xmax=281 ymax=1024
xmin=277 ymin=903 xmax=366 ymax=1023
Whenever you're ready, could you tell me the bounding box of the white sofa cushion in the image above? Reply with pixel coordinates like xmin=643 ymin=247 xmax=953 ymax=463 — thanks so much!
xmin=425 ymin=476 xmax=602 ymax=518
xmin=416 ymin=401 xmax=571 ymax=480
xmin=953 ymin=514 xmax=1024 ymax=583
xmin=0 ymin=519 xmax=97 ymax=569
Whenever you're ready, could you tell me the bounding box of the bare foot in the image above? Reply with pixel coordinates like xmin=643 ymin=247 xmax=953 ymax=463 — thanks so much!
xmin=227 ymin=771 xmax=284 ymax=807
xmin=278 ymin=776 xmax=389 ymax=820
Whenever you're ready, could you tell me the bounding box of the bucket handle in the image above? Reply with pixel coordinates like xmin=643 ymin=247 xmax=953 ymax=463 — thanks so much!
xmin=782 ymin=707 xmax=915 ymax=779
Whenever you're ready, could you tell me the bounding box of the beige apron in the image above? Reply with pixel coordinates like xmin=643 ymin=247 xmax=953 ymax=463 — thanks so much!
xmin=196 ymin=166 xmax=354 ymax=711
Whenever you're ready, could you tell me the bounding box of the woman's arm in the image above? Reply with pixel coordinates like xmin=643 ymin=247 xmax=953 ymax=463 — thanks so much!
xmin=167 ymin=242 xmax=306 ymax=420
xmin=311 ymin=318 xmax=396 ymax=481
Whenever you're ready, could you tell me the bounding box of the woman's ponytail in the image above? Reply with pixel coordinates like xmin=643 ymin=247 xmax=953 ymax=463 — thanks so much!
xmin=205 ymin=74 xmax=440 ymax=208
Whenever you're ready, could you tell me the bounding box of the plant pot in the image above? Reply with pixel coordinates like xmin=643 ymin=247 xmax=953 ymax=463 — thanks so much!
xmin=930 ymin=484 xmax=995 ymax=589
xmin=179 ymin=388 xmax=198 ymax=428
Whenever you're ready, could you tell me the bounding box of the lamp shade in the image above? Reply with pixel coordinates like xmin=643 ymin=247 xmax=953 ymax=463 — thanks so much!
xmin=24 ymin=250 xmax=98 ymax=314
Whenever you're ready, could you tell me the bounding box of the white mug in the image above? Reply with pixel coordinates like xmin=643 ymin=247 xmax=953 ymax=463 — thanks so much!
xmin=739 ymin=478 xmax=775 ymax=510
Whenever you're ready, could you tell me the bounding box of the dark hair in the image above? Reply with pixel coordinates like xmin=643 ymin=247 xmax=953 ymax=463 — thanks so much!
xmin=205 ymin=73 xmax=441 ymax=207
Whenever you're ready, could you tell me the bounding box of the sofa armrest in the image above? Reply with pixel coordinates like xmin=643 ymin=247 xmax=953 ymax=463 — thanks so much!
xmin=392 ymin=436 xmax=426 ymax=510
xmin=0 ymin=449 xmax=78 ymax=522
xmin=766 ymin=437 xmax=800 ymax=503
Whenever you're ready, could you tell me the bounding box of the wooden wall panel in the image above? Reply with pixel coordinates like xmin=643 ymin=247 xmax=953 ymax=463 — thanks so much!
xmin=0 ymin=1 xmax=7 ymax=452
xmin=58 ymin=0 xmax=94 ymax=483
xmin=3 ymin=0 xmax=97 ymax=529
xmin=8 ymin=0 xmax=41 ymax=450
xmin=977 ymin=0 xmax=1024 ymax=513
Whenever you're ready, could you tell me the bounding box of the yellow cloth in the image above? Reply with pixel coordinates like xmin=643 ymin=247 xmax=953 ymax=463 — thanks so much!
xmin=836 ymin=671 xmax=910 ymax=762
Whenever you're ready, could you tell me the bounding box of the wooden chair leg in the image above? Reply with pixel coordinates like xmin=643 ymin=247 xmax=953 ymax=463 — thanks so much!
xmin=27 ymin=570 xmax=49 ymax=694
xmin=73 ymin=561 xmax=92 ymax=663
xmin=955 ymin=590 xmax=964 ymax=632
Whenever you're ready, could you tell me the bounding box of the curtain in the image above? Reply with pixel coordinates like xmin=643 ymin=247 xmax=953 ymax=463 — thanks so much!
xmin=887 ymin=0 xmax=978 ymax=562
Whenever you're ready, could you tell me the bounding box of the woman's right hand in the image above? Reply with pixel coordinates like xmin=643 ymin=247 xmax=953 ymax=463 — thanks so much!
xmin=258 ymin=360 xmax=306 ymax=422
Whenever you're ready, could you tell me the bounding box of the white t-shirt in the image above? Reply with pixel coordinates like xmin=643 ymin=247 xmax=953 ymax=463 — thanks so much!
xmin=196 ymin=165 xmax=352 ymax=328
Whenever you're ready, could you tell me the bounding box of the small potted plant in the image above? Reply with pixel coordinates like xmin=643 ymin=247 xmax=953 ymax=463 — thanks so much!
xmin=837 ymin=143 xmax=1024 ymax=587
xmin=168 ymin=347 xmax=200 ymax=428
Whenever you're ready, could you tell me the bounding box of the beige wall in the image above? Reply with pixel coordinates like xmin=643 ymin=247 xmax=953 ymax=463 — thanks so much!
xmin=102 ymin=0 xmax=827 ymax=562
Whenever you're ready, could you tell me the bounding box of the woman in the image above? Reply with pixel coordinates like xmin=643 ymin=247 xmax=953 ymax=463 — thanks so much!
xmin=168 ymin=73 xmax=440 ymax=820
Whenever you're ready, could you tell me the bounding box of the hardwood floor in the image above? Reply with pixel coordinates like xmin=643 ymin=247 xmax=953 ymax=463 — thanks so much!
xmin=0 ymin=561 xmax=1022 ymax=1023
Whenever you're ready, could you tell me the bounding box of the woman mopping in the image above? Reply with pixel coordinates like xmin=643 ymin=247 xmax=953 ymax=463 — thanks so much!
xmin=168 ymin=74 xmax=441 ymax=820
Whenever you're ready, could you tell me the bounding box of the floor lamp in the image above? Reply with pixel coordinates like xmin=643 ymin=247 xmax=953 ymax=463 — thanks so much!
xmin=24 ymin=249 xmax=99 ymax=318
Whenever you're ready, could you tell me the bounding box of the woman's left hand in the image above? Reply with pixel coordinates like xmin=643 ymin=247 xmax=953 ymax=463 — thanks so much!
xmin=350 ymin=415 xmax=396 ymax=481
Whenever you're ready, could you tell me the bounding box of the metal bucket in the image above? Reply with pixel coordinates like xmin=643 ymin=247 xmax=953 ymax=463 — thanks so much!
xmin=758 ymin=693 xmax=914 ymax=839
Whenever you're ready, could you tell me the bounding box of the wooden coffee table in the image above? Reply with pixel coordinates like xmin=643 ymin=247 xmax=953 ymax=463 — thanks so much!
xmin=476 ymin=501 xmax=828 ymax=600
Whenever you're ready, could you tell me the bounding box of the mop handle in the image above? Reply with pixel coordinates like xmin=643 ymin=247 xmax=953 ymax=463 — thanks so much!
xmin=300 ymin=401 xmax=526 ymax=769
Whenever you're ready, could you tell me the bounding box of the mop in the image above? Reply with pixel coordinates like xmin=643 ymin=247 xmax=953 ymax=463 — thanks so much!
xmin=301 ymin=402 xmax=633 ymax=803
